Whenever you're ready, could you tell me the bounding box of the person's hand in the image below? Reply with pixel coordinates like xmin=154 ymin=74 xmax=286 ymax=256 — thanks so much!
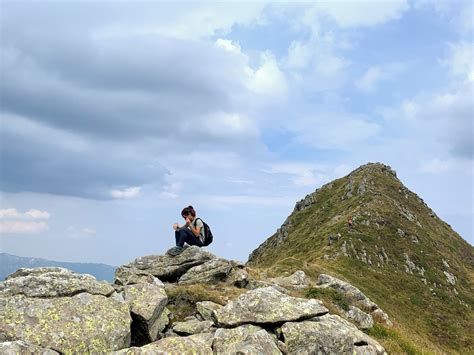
xmin=173 ymin=223 xmax=179 ymax=230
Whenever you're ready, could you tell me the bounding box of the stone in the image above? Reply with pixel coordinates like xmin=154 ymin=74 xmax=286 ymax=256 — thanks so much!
xmin=212 ymin=324 xmax=268 ymax=353
xmin=443 ymin=271 xmax=456 ymax=285
xmin=0 ymin=340 xmax=59 ymax=354
xmin=0 ymin=293 xmax=131 ymax=353
xmin=196 ymin=301 xmax=222 ymax=322
xmin=112 ymin=336 xmax=213 ymax=354
xmin=116 ymin=246 xmax=215 ymax=282
xmin=123 ymin=282 xmax=168 ymax=345
xmin=317 ymin=274 xmax=367 ymax=301
xmin=178 ymin=258 xmax=232 ymax=285
xmin=0 ymin=267 xmax=114 ymax=298
xmin=172 ymin=319 xmax=213 ymax=335
xmin=371 ymin=309 xmax=393 ymax=327
xmin=270 ymin=270 xmax=310 ymax=289
xmin=281 ymin=314 xmax=386 ymax=354
xmin=225 ymin=268 xmax=249 ymax=288
xmin=345 ymin=306 xmax=374 ymax=329
xmin=115 ymin=269 xmax=164 ymax=287
xmin=149 ymin=308 xmax=171 ymax=341
xmin=215 ymin=286 xmax=328 ymax=327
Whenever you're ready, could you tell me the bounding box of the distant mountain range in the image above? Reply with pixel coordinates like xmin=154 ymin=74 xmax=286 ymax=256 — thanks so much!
xmin=0 ymin=253 xmax=116 ymax=282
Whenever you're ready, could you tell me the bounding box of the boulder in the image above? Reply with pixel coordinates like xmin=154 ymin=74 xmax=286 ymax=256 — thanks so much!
xmin=149 ymin=308 xmax=171 ymax=341
xmin=115 ymin=269 xmax=163 ymax=287
xmin=0 ymin=267 xmax=114 ymax=298
xmin=270 ymin=270 xmax=311 ymax=289
xmin=123 ymin=282 xmax=168 ymax=345
xmin=0 ymin=340 xmax=59 ymax=354
xmin=112 ymin=336 xmax=213 ymax=354
xmin=196 ymin=301 xmax=222 ymax=322
xmin=281 ymin=314 xmax=386 ymax=354
xmin=213 ymin=325 xmax=283 ymax=354
xmin=317 ymin=274 xmax=367 ymax=301
xmin=215 ymin=286 xmax=328 ymax=326
xmin=0 ymin=292 xmax=131 ymax=353
xmin=345 ymin=306 xmax=374 ymax=330
xmin=116 ymin=246 xmax=215 ymax=282
xmin=225 ymin=268 xmax=249 ymax=288
xmin=178 ymin=258 xmax=232 ymax=285
xmin=172 ymin=319 xmax=213 ymax=335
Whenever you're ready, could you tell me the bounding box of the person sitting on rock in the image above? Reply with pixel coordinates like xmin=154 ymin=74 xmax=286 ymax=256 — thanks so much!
xmin=167 ymin=205 xmax=205 ymax=256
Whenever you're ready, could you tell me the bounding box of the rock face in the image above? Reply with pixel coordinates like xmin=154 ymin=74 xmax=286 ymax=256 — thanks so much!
xmin=215 ymin=286 xmax=328 ymax=326
xmin=0 ymin=267 xmax=131 ymax=353
xmin=1 ymin=251 xmax=386 ymax=354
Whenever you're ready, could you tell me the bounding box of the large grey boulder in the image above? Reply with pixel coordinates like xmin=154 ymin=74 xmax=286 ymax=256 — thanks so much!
xmin=0 ymin=292 xmax=131 ymax=353
xmin=149 ymin=308 xmax=171 ymax=341
xmin=213 ymin=325 xmax=282 ymax=354
xmin=123 ymin=282 xmax=168 ymax=345
xmin=215 ymin=286 xmax=328 ymax=326
xmin=112 ymin=336 xmax=213 ymax=354
xmin=116 ymin=246 xmax=215 ymax=282
xmin=270 ymin=270 xmax=311 ymax=289
xmin=0 ymin=340 xmax=59 ymax=355
xmin=0 ymin=267 xmax=114 ymax=298
xmin=178 ymin=258 xmax=232 ymax=285
xmin=281 ymin=314 xmax=386 ymax=354
xmin=225 ymin=267 xmax=249 ymax=288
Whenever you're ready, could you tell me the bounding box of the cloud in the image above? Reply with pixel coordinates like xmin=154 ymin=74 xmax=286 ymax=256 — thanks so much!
xmin=0 ymin=221 xmax=49 ymax=234
xmin=443 ymin=41 xmax=474 ymax=82
xmin=247 ymin=51 xmax=288 ymax=98
xmin=0 ymin=208 xmax=50 ymax=219
xmin=110 ymin=186 xmax=141 ymax=199
xmin=314 ymin=0 xmax=409 ymax=28
xmin=356 ymin=63 xmax=406 ymax=93
xmin=420 ymin=158 xmax=472 ymax=174
xmin=66 ymin=226 xmax=97 ymax=239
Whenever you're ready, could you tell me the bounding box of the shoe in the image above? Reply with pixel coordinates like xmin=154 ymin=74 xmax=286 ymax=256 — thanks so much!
xmin=166 ymin=246 xmax=183 ymax=256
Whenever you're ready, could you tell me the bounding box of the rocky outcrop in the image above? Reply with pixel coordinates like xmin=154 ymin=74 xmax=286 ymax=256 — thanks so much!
xmin=317 ymin=274 xmax=392 ymax=327
xmin=1 ymin=251 xmax=386 ymax=354
xmin=0 ymin=267 xmax=131 ymax=353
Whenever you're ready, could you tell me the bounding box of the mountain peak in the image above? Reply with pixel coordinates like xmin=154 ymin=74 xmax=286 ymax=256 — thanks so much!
xmin=247 ymin=163 xmax=473 ymax=353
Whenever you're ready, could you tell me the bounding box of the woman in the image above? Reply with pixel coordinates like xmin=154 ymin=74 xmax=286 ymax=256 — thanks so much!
xmin=167 ymin=205 xmax=205 ymax=256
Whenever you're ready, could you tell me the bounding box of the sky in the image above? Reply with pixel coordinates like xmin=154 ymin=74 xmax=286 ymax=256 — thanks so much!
xmin=0 ymin=0 xmax=472 ymax=266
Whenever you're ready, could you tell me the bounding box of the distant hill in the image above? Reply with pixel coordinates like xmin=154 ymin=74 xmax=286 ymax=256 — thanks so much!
xmin=248 ymin=162 xmax=474 ymax=353
xmin=0 ymin=253 xmax=116 ymax=282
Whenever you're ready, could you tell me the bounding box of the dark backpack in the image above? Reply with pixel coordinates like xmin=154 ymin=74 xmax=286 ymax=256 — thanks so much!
xmin=196 ymin=218 xmax=213 ymax=246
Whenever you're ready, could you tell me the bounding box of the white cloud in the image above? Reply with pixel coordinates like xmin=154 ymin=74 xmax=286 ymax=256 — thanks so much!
xmin=419 ymin=158 xmax=473 ymax=174
xmin=83 ymin=228 xmax=97 ymax=235
xmin=215 ymin=38 xmax=242 ymax=54
xmin=66 ymin=226 xmax=97 ymax=239
xmin=0 ymin=208 xmax=50 ymax=219
xmin=204 ymin=194 xmax=297 ymax=208
xmin=443 ymin=41 xmax=474 ymax=82
xmin=247 ymin=51 xmax=288 ymax=98
xmin=356 ymin=63 xmax=406 ymax=93
xmin=201 ymin=111 xmax=259 ymax=139
xmin=314 ymin=0 xmax=409 ymax=28
xmin=0 ymin=221 xmax=49 ymax=234
xmin=110 ymin=186 xmax=141 ymax=199
xmin=286 ymin=40 xmax=313 ymax=70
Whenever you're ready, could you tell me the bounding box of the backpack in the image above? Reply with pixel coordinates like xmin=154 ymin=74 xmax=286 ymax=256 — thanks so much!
xmin=195 ymin=218 xmax=213 ymax=246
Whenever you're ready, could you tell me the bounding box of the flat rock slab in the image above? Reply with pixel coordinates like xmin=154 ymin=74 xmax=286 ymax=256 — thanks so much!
xmin=215 ymin=286 xmax=328 ymax=326
xmin=213 ymin=324 xmax=281 ymax=354
xmin=116 ymin=246 xmax=215 ymax=282
xmin=0 ymin=267 xmax=114 ymax=298
xmin=0 ymin=340 xmax=59 ymax=355
xmin=196 ymin=301 xmax=222 ymax=322
xmin=112 ymin=336 xmax=213 ymax=354
xmin=178 ymin=258 xmax=232 ymax=285
xmin=0 ymin=293 xmax=131 ymax=353
xmin=281 ymin=314 xmax=386 ymax=354
xmin=172 ymin=319 xmax=214 ymax=335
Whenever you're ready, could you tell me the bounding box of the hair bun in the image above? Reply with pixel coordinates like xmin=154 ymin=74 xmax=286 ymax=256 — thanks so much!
xmin=188 ymin=205 xmax=194 ymax=209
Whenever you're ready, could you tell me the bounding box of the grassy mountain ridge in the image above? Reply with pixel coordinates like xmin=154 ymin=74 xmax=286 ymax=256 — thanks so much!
xmin=247 ymin=162 xmax=473 ymax=353
xmin=0 ymin=253 xmax=116 ymax=282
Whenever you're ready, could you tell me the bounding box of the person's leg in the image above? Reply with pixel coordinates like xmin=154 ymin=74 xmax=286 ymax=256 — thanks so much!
xmin=176 ymin=228 xmax=203 ymax=247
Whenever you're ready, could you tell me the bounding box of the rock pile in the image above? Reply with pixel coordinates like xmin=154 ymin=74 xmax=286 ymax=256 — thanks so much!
xmin=0 ymin=247 xmax=387 ymax=354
